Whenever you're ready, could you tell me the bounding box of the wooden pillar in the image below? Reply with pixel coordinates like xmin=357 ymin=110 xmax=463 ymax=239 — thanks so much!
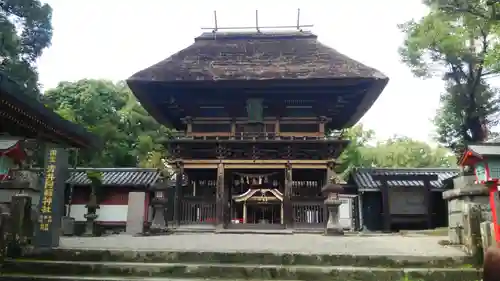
xmin=379 ymin=180 xmax=391 ymax=233
xmin=185 ymin=116 xmax=192 ymax=136
xmin=424 ymin=180 xmax=433 ymax=229
xmin=243 ymin=202 xmax=247 ymax=224
xmin=326 ymin=161 xmax=336 ymax=184
xmin=275 ymin=119 xmax=280 ymax=137
xmin=284 ymin=163 xmax=293 ymax=228
xmin=325 ymin=161 xmax=337 ymax=228
xmin=230 ymin=120 xmax=236 ymax=139
xmin=318 ymin=116 xmax=330 ymax=138
xmin=173 ymin=161 xmax=184 ymax=227
xmin=216 ymin=163 xmax=225 ymax=229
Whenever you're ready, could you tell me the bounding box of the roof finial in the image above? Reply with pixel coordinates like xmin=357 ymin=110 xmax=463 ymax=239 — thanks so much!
xmin=213 ymin=10 xmax=218 ymax=33
xmin=255 ymin=10 xmax=260 ymax=33
xmin=202 ymin=9 xmax=313 ymax=33
xmin=296 ymin=8 xmax=301 ymax=31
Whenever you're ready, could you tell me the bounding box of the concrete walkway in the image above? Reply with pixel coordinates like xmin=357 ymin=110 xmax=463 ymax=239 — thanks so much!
xmin=59 ymin=233 xmax=466 ymax=257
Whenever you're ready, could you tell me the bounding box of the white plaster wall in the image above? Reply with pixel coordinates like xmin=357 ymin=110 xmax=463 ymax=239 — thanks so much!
xmin=339 ymin=197 xmax=352 ymax=228
xmin=67 ymin=204 xmax=128 ymax=222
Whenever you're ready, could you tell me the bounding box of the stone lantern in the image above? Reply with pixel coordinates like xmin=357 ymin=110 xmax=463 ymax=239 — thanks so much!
xmin=321 ymin=179 xmax=344 ymax=236
xmin=82 ymin=171 xmax=102 ymax=237
xmin=149 ymin=173 xmax=171 ymax=234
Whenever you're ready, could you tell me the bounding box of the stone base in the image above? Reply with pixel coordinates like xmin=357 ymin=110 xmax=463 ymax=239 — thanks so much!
xmin=149 ymin=225 xmax=169 ymax=235
xmin=61 ymin=217 xmax=75 ymax=236
xmin=324 ymin=227 xmax=344 ymax=236
xmin=442 ymin=175 xmax=490 ymax=245
xmin=82 ymin=221 xmax=96 ymax=237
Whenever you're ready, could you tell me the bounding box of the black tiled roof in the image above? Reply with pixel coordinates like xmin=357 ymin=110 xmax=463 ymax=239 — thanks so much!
xmin=349 ymin=168 xmax=459 ymax=190
xmin=66 ymin=168 xmax=161 ymax=186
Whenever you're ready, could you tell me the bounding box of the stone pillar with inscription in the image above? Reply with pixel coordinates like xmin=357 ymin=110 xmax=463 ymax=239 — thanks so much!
xmin=34 ymin=147 xmax=68 ymax=249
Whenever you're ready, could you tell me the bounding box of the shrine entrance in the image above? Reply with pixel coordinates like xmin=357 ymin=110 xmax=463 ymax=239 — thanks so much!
xmin=246 ymin=202 xmax=281 ymax=224
xmin=228 ymin=171 xmax=284 ymax=229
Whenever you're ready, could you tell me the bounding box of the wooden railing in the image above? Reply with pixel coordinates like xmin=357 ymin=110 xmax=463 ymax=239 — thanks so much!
xmin=179 ymin=197 xmax=216 ymax=225
xmin=168 ymin=131 xmax=344 ymax=141
xmin=292 ymin=201 xmax=326 ymax=229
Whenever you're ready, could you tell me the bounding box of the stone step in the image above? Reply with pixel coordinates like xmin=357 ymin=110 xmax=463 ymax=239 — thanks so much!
xmin=19 ymin=249 xmax=472 ymax=268
xmin=1 ymin=260 xmax=482 ymax=281
xmin=0 ymin=276 xmax=286 ymax=281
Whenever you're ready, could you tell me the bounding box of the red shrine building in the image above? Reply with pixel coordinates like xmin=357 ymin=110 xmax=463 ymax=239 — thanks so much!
xmin=125 ymin=30 xmax=389 ymax=231
xmin=0 ymin=139 xmax=26 ymax=180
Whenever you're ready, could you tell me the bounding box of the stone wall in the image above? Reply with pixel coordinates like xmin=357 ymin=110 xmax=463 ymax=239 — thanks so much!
xmin=462 ymin=203 xmax=484 ymax=264
xmin=442 ymin=175 xmax=490 ymax=244
xmin=480 ymin=221 xmax=496 ymax=251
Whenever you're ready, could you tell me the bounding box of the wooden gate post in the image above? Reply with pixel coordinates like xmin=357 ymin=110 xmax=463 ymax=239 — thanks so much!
xmin=216 ymin=163 xmax=225 ymax=229
xmin=173 ymin=161 xmax=184 ymax=227
xmin=284 ymin=162 xmax=293 ymax=228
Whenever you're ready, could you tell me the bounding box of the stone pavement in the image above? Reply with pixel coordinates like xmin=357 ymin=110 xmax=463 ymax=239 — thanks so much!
xmin=59 ymin=233 xmax=467 ymax=257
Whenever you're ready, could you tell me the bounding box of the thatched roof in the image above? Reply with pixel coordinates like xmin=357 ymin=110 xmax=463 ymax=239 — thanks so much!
xmin=128 ymin=31 xmax=387 ymax=83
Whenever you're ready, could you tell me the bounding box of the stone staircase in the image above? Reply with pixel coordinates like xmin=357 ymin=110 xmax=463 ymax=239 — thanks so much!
xmin=0 ymin=249 xmax=482 ymax=281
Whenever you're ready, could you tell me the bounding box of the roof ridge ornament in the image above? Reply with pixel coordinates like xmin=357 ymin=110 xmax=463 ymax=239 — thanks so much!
xmin=201 ymin=9 xmax=314 ymax=34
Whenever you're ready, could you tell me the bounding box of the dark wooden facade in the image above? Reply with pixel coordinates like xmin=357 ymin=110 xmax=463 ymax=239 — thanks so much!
xmin=161 ymin=113 xmax=349 ymax=228
xmin=349 ymin=168 xmax=458 ymax=232
xmin=127 ymin=31 xmax=388 ymax=230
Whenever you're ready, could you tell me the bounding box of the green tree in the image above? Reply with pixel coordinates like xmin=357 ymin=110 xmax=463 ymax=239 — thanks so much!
xmin=119 ymin=85 xmax=171 ymax=168
xmin=434 ymin=82 xmax=499 ymax=154
xmin=369 ymin=136 xmax=457 ymax=168
xmin=336 ymin=125 xmax=375 ymax=177
xmin=337 ymin=126 xmax=456 ymax=180
xmin=43 ymin=79 xmax=170 ymax=167
xmin=399 ymin=1 xmax=500 ymax=152
xmin=1 ymin=0 xmax=53 ymax=96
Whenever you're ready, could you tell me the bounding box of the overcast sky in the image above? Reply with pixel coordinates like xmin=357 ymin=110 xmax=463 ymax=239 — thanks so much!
xmin=39 ymin=0 xmax=444 ymax=143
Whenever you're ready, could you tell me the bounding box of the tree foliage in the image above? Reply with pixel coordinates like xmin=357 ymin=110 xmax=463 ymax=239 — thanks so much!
xmin=399 ymin=0 xmax=500 ymax=151
xmin=0 ymin=0 xmax=53 ymax=96
xmin=43 ymin=79 xmax=170 ymax=168
xmin=434 ymin=82 xmax=499 ymax=153
xmin=367 ymin=136 xmax=457 ymax=168
xmin=338 ymin=125 xmax=457 ymax=178
xmin=336 ymin=125 xmax=375 ymax=177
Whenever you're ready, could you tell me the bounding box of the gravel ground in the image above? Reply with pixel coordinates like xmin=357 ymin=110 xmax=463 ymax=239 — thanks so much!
xmin=59 ymin=233 xmax=466 ymax=257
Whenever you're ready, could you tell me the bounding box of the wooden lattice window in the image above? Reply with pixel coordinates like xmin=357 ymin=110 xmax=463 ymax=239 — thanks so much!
xmin=235 ymin=123 xmax=275 ymax=133
xmin=280 ymin=123 xmax=319 ymax=133
xmin=192 ymin=124 xmax=231 ymax=133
